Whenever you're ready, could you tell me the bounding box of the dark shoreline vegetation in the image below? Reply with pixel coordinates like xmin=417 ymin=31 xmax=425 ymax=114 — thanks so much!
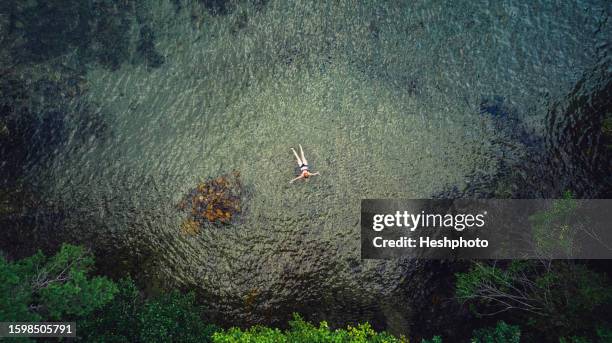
xmin=2 ymin=242 xmax=611 ymax=342
xmin=1 ymin=0 xmax=611 ymax=342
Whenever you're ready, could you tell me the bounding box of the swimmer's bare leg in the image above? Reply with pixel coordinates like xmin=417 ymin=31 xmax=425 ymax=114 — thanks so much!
xmin=291 ymin=148 xmax=303 ymax=166
xmin=299 ymin=144 xmax=308 ymax=165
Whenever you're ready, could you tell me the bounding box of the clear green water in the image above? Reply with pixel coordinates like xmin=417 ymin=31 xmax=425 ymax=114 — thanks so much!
xmin=18 ymin=0 xmax=610 ymax=331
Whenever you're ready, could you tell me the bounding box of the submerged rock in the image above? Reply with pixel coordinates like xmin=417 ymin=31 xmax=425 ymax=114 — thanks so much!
xmin=177 ymin=170 xmax=244 ymax=234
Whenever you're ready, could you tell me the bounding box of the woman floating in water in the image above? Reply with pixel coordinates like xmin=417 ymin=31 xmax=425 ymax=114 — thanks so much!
xmin=290 ymin=144 xmax=320 ymax=183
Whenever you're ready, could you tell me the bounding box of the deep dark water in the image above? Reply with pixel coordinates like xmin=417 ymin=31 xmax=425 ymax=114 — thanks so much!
xmin=2 ymin=0 xmax=164 ymax=70
xmin=437 ymin=53 xmax=612 ymax=200
xmin=1 ymin=0 xmax=611 ymax=341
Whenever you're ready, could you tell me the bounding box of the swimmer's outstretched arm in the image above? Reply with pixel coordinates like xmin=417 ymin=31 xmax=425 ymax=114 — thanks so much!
xmin=289 ymin=175 xmax=304 ymax=183
xmin=310 ymin=172 xmax=320 ymax=176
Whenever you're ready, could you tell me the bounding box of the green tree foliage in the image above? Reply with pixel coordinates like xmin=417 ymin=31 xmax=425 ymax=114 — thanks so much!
xmin=420 ymin=336 xmax=442 ymax=343
xmin=559 ymin=325 xmax=612 ymax=343
xmin=0 ymin=252 xmax=40 ymax=322
xmin=528 ymin=191 xmax=580 ymax=258
xmin=455 ymin=261 xmax=612 ymax=341
xmin=79 ymin=277 xmax=218 ymax=342
xmin=420 ymin=321 xmax=520 ymax=343
xmin=212 ymin=313 xmax=404 ymax=343
xmin=470 ymin=321 xmax=520 ymax=343
xmin=1 ymin=245 xmax=218 ymax=342
xmin=0 ymin=244 xmax=117 ymax=322
xmin=455 ymin=191 xmax=612 ymax=341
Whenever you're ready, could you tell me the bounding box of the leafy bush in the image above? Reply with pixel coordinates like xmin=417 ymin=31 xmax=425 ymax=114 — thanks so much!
xmin=79 ymin=278 xmax=218 ymax=342
xmin=528 ymin=191 xmax=579 ymax=258
xmin=456 ymin=191 xmax=612 ymax=341
xmin=420 ymin=321 xmax=520 ymax=343
xmin=212 ymin=313 xmax=403 ymax=342
xmin=559 ymin=325 xmax=612 ymax=343
xmin=455 ymin=261 xmax=612 ymax=340
xmin=0 ymin=244 xmax=117 ymax=322
xmin=421 ymin=336 xmax=442 ymax=343
xmin=1 ymin=245 xmax=218 ymax=342
xmin=470 ymin=321 xmax=520 ymax=343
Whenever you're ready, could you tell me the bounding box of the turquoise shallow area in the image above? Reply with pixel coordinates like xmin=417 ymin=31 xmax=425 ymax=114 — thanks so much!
xmin=16 ymin=0 xmax=610 ymax=329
